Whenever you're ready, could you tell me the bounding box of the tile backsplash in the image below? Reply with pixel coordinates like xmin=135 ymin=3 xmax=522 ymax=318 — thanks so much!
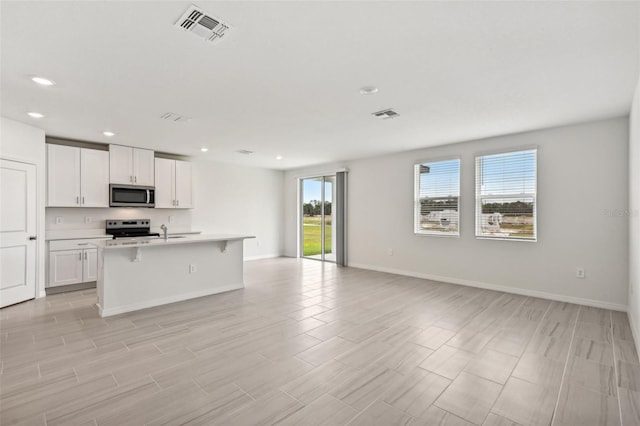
xmin=46 ymin=208 xmax=192 ymax=231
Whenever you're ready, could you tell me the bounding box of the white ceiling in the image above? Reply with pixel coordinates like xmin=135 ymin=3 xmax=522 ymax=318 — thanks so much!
xmin=2 ymin=1 xmax=639 ymax=170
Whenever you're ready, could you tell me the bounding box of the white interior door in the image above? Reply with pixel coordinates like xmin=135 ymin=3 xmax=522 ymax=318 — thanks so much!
xmin=1 ymin=159 xmax=37 ymax=307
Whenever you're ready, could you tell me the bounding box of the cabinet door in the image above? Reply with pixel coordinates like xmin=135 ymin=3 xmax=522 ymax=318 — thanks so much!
xmin=109 ymin=145 xmax=133 ymax=184
xmin=133 ymin=148 xmax=155 ymax=186
xmin=48 ymin=250 xmax=83 ymax=287
xmin=154 ymin=158 xmax=175 ymax=208
xmin=83 ymin=248 xmax=98 ymax=282
xmin=80 ymin=149 xmax=109 ymax=207
xmin=174 ymin=160 xmax=193 ymax=209
xmin=47 ymin=144 xmax=81 ymax=207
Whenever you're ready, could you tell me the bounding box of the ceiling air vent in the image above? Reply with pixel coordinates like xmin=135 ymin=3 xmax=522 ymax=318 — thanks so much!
xmin=236 ymin=149 xmax=254 ymax=155
xmin=160 ymin=112 xmax=191 ymax=123
xmin=175 ymin=5 xmax=231 ymax=45
xmin=372 ymin=108 xmax=399 ymax=119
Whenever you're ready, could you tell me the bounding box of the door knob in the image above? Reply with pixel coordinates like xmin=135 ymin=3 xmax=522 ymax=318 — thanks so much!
xmin=29 ymin=236 xmax=37 ymax=240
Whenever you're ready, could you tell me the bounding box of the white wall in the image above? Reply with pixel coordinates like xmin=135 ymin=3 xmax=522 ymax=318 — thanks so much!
xmin=285 ymin=118 xmax=630 ymax=309
xmin=1 ymin=117 xmax=47 ymax=297
xmin=192 ymin=160 xmax=284 ymax=260
xmin=629 ymin=78 xmax=640 ymax=347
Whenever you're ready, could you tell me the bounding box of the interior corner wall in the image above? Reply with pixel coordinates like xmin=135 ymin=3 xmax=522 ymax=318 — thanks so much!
xmin=285 ymin=117 xmax=630 ymax=309
xmin=191 ymin=160 xmax=284 ymax=260
xmin=629 ymin=78 xmax=640 ymax=349
xmin=1 ymin=117 xmax=47 ymax=297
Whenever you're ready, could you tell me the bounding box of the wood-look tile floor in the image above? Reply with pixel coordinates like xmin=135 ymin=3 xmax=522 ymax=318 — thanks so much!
xmin=1 ymin=258 xmax=639 ymax=426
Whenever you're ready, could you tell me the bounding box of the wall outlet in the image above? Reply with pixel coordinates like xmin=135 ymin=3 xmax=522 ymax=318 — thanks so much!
xmin=55 ymin=217 xmax=63 ymax=224
xmin=189 ymin=264 xmax=197 ymax=274
xmin=388 ymin=248 xmax=394 ymax=256
xmin=84 ymin=216 xmax=92 ymax=224
xmin=169 ymin=215 xmax=175 ymax=224
xmin=576 ymin=267 xmax=586 ymax=279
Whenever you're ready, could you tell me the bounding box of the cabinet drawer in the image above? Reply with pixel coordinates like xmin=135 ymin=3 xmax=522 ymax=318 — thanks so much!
xmin=49 ymin=238 xmax=111 ymax=251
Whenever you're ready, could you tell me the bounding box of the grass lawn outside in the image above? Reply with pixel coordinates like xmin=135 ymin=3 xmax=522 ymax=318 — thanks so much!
xmin=303 ymin=216 xmax=332 ymax=256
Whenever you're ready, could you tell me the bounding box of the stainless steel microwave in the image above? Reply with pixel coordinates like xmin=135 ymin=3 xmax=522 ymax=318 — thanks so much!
xmin=109 ymin=184 xmax=155 ymax=207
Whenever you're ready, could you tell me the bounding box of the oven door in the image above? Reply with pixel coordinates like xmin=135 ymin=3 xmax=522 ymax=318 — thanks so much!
xmin=110 ymin=185 xmax=155 ymax=207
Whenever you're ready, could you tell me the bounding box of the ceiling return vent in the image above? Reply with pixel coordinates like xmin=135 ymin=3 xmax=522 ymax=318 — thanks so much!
xmin=372 ymin=108 xmax=399 ymax=119
xmin=174 ymin=5 xmax=231 ymax=44
xmin=160 ymin=112 xmax=191 ymax=123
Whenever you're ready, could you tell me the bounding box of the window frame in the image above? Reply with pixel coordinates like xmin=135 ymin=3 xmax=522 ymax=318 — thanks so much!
xmin=414 ymin=156 xmax=461 ymax=238
xmin=474 ymin=147 xmax=538 ymax=242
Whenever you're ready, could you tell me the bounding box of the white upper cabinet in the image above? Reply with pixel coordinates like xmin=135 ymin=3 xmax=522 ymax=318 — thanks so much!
xmin=109 ymin=145 xmax=154 ymax=186
xmin=175 ymin=160 xmax=193 ymax=209
xmin=133 ymin=148 xmax=155 ymax=186
xmin=80 ymin=149 xmax=109 ymax=207
xmin=154 ymin=158 xmax=175 ymax=209
xmin=47 ymin=144 xmax=109 ymax=207
xmin=47 ymin=144 xmax=81 ymax=207
xmin=108 ymin=145 xmax=133 ymax=185
xmin=154 ymin=158 xmax=193 ymax=209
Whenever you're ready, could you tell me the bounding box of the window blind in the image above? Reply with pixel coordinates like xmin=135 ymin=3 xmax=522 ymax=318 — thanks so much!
xmin=414 ymin=158 xmax=460 ymax=236
xmin=475 ymin=149 xmax=537 ymax=240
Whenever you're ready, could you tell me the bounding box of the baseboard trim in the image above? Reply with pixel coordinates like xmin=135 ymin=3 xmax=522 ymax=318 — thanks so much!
xmin=348 ymin=262 xmax=628 ymax=312
xmin=98 ymin=283 xmax=244 ymax=317
xmin=629 ymin=310 xmax=640 ymax=357
xmin=244 ymin=253 xmax=282 ymax=261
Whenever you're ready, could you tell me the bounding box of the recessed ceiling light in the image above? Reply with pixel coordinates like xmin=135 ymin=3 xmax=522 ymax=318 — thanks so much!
xmin=27 ymin=112 xmax=44 ymax=119
xmin=275 ymin=155 xmax=283 ymax=160
xmin=359 ymin=86 xmax=378 ymax=95
xmin=31 ymin=76 xmax=55 ymax=86
xmin=200 ymin=147 xmax=209 ymax=152
xmin=103 ymin=131 xmax=115 ymax=137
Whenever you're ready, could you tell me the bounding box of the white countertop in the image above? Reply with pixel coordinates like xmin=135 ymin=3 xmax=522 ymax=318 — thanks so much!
xmin=97 ymin=234 xmax=255 ymax=249
xmin=45 ymin=229 xmax=201 ymax=241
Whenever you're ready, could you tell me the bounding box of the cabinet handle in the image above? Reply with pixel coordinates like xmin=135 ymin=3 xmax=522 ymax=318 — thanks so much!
xmin=76 ymin=196 xmax=79 ymax=205
xmin=129 ymin=176 xmax=133 ymax=183
xmin=134 ymin=176 xmax=137 ymax=183
xmin=82 ymin=196 xmax=85 ymax=205
xmin=79 ymin=252 xmax=82 ymax=260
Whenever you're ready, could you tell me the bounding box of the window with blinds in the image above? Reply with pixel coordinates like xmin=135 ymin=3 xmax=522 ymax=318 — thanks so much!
xmin=475 ymin=148 xmax=537 ymax=240
xmin=414 ymin=158 xmax=460 ymax=236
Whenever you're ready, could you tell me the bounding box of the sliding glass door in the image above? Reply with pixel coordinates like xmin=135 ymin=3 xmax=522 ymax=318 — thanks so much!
xmin=301 ymin=175 xmax=336 ymax=262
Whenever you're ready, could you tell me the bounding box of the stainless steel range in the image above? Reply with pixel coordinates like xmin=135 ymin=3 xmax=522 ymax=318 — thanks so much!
xmin=106 ymin=219 xmax=160 ymax=239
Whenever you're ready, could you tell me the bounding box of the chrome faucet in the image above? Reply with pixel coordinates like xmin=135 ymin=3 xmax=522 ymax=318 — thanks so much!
xmin=160 ymin=224 xmax=168 ymax=240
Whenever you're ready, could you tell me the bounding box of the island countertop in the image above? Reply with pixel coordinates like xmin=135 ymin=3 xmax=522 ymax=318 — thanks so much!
xmin=97 ymin=234 xmax=255 ymax=249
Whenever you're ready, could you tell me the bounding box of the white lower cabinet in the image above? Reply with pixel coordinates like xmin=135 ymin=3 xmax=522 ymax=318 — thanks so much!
xmin=83 ymin=248 xmax=98 ymax=282
xmin=49 ymin=249 xmax=84 ymax=287
xmin=48 ymin=239 xmax=107 ymax=288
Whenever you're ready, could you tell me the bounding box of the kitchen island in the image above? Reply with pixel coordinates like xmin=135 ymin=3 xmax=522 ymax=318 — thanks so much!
xmin=95 ymin=234 xmax=255 ymax=317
